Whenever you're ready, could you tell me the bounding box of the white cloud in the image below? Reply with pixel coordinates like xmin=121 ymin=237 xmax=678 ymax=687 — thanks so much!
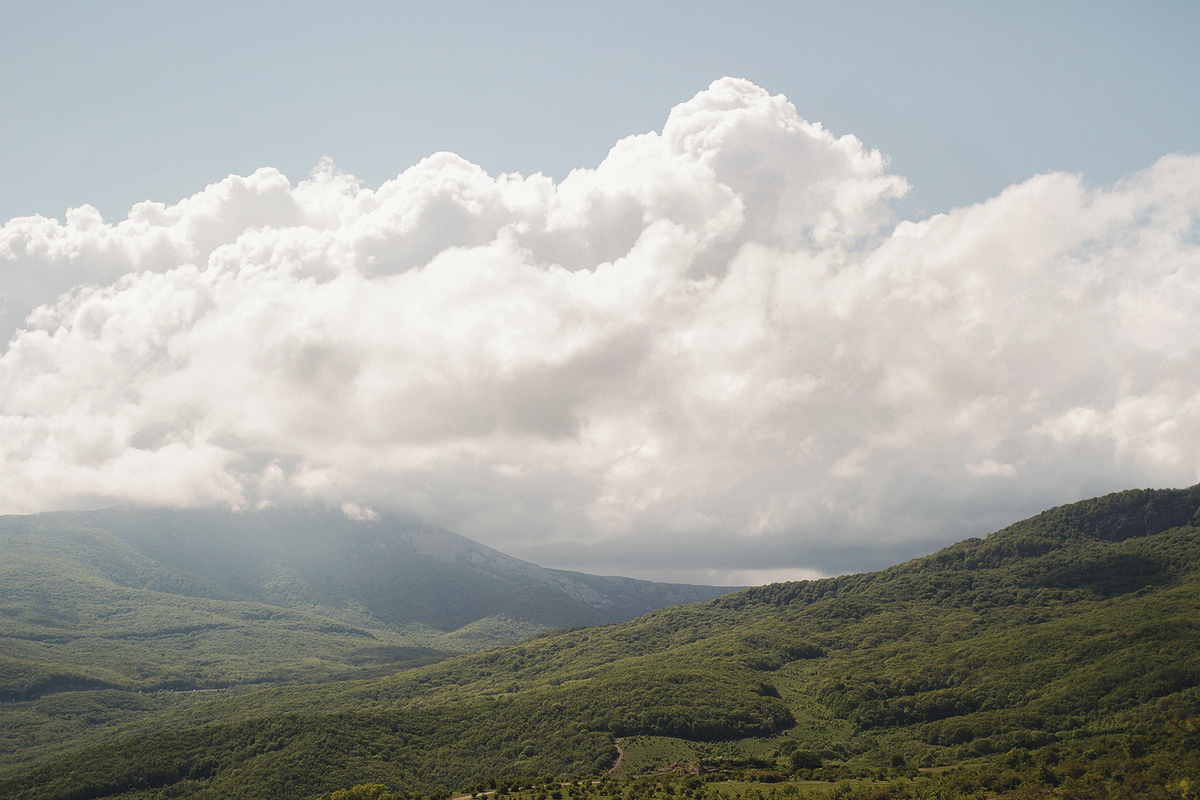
xmin=341 ymin=501 xmax=379 ymax=522
xmin=2 ymin=77 xmax=1199 ymax=580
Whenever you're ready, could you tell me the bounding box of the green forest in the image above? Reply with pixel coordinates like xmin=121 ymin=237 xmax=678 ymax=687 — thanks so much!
xmin=2 ymin=487 xmax=1199 ymax=799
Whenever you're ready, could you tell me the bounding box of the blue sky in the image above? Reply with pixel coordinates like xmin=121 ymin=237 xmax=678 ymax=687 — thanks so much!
xmin=5 ymin=2 xmax=1197 ymax=224
xmin=2 ymin=2 xmax=1199 ymax=584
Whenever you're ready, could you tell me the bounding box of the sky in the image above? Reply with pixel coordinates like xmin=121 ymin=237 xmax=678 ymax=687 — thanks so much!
xmin=2 ymin=2 xmax=1199 ymax=585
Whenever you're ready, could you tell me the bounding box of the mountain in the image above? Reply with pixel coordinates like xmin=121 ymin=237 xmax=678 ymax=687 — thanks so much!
xmin=2 ymin=487 xmax=1199 ymax=799
xmin=0 ymin=505 xmax=738 ymax=700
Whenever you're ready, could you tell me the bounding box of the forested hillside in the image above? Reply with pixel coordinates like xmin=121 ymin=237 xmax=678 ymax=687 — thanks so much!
xmin=0 ymin=505 xmax=736 ymax=702
xmin=2 ymin=487 xmax=1198 ymax=799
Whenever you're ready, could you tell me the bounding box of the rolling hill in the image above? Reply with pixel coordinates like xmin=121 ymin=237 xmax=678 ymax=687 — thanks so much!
xmin=0 ymin=505 xmax=738 ymax=701
xmin=2 ymin=487 xmax=1199 ymax=799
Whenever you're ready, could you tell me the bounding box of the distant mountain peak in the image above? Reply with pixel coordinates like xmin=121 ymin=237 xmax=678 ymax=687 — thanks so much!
xmin=4 ymin=504 xmax=739 ymax=638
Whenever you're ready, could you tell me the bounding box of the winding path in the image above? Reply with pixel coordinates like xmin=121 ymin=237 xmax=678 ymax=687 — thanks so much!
xmin=605 ymin=738 xmax=625 ymax=776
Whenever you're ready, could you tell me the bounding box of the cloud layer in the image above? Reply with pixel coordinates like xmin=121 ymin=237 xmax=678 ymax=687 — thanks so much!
xmin=3 ymin=78 xmax=1199 ymax=582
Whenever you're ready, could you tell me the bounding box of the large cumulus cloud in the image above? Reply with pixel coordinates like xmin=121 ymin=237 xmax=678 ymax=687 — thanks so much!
xmin=2 ymin=78 xmax=1198 ymax=582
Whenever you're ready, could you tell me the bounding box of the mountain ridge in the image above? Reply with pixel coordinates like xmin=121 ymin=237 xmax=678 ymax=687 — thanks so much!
xmin=4 ymin=504 xmax=740 ymax=631
xmin=0 ymin=505 xmax=740 ymax=706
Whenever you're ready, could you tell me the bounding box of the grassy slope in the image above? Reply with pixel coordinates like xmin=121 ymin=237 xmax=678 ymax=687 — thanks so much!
xmin=2 ymin=487 xmax=1199 ymax=799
